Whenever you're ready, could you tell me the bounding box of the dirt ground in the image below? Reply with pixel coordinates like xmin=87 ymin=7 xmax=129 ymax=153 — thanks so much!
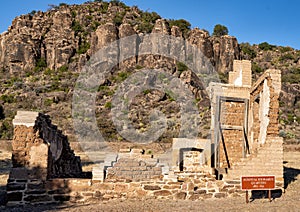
xmin=1 ymin=144 xmax=300 ymax=212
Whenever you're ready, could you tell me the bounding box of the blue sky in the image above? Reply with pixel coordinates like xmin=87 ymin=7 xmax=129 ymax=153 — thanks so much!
xmin=1 ymin=0 xmax=299 ymax=49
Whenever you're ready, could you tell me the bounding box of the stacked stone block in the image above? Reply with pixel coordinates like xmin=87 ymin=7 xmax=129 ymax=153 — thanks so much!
xmin=219 ymin=130 xmax=244 ymax=168
xmin=224 ymin=137 xmax=284 ymax=188
xmin=6 ymin=111 xmax=83 ymax=205
xmin=106 ymin=149 xmax=163 ymax=181
xmin=229 ymin=60 xmax=252 ymax=87
xmin=209 ymin=60 xmax=283 ymax=190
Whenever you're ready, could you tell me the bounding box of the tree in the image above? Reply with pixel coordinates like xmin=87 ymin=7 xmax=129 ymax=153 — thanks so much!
xmin=212 ymin=24 xmax=228 ymax=37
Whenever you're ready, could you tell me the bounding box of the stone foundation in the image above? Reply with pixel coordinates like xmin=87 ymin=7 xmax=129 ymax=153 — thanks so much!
xmin=6 ymin=176 xmax=245 ymax=206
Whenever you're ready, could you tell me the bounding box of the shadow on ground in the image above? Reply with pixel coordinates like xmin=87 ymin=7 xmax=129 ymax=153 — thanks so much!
xmin=248 ymin=165 xmax=300 ymax=201
xmin=284 ymin=166 xmax=300 ymax=189
xmin=1 ymin=202 xmax=91 ymax=212
xmin=250 ymin=189 xmax=282 ymax=201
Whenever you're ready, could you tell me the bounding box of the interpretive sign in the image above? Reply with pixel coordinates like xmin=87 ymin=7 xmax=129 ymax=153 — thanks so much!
xmin=241 ymin=176 xmax=275 ymax=190
xmin=241 ymin=176 xmax=275 ymax=203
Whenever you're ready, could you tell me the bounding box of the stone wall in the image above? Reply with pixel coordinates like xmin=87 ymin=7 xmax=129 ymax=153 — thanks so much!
xmin=171 ymin=138 xmax=211 ymax=172
xmin=250 ymin=69 xmax=281 ymax=141
xmin=219 ymin=130 xmax=244 ymax=168
xmin=6 ymin=111 xmax=83 ymax=205
xmin=208 ymin=60 xmax=283 ymax=186
xmin=224 ymin=137 xmax=284 ymax=188
xmin=229 ymin=60 xmax=252 ymax=86
xmin=6 ymin=175 xmax=244 ymax=205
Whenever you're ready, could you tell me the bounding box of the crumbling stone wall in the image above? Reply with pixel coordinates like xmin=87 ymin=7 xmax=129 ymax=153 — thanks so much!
xmin=208 ymin=60 xmax=283 ymax=186
xmin=250 ymin=70 xmax=281 ymax=143
xmin=229 ymin=60 xmax=252 ymax=86
xmin=11 ymin=111 xmax=82 ymax=179
xmin=34 ymin=113 xmax=82 ymax=178
xmin=6 ymin=111 xmax=83 ymax=205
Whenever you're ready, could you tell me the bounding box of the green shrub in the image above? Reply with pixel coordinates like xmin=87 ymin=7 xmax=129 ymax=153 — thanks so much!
xmin=98 ymin=85 xmax=114 ymax=95
xmin=112 ymin=71 xmax=129 ymax=82
xmin=168 ymin=19 xmax=191 ymax=37
xmin=36 ymin=58 xmax=47 ymax=68
xmin=143 ymin=89 xmax=151 ymax=95
xmin=282 ymin=73 xmax=300 ymax=84
xmin=165 ymin=90 xmax=175 ymax=101
xmin=71 ymin=10 xmax=77 ymax=18
xmin=29 ymin=10 xmax=37 ymax=16
xmin=113 ymin=12 xmax=125 ymax=26
xmin=252 ymin=62 xmax=263 ymax=73
xmin=99 ymin=2 xmax=109 ymax=13
xmin=110 ymin=0 xmax=126 ymax=7
xmin=25 ymin=71 xmax=33 ymax=77
xmin=58 ymin=65 xmax=68 ymax=72
xmin=240 ymin=43 xmax=256 ymax=59
xmin=59 ymin=3 xmax=68 ymax=7
xmin=218 ymin=72 xmax=228 ymax=83
xmin=258 ymin=42 xmax=275 ymax=51
xmin=286 ymin=131 xmax=296 ymax=139
xmin=137 ymin=11 xmax=161 ymax=33
xmin=105 ymin=101 xmax=112 ymax=109
xmin=34 ymin=58 xmax=47 ymax=72
xmin=0 ymin=119 xmax=13 ymax=139
xmin=212 ymin=24 xmax=228 ymax=37
xmin=72 ymin=21 xmax=83 ymax=33
xmin=77 ymin=41 xmax=90 ymax=54
xmin=287 ymin=113 xmax=293 ymax=122
xmin=279 ymin=53 xmax=295 ymax=61
xmin=176 ymin=61 xmax=188 ymax=73
xmin=280 ymin=46 xmax=293 ymax=53
xmin=91 ymin=21 xmax=100 ymax=31
xmin=44 ymin=68 xmax=54 ymax=75
xmin=0 ymin=94 xmax=15 ymax=103
xmin=135 ymin=65 xmax=144 ymax=70
xmin=86 ymin=15 xmax=93 ymax=20
xmin=44 ymin=98 xmax=54 ymax=107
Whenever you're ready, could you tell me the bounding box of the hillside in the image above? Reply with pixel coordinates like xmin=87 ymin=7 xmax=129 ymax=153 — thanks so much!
xmin=0 ymin=1 xmax=298 ymax=146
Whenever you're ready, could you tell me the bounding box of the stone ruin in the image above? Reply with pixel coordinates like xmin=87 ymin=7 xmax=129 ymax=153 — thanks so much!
xmin=6 ymin=111 xmax=84 ymax=204
xmin=4 ymin=60 xmax=283 ymax=205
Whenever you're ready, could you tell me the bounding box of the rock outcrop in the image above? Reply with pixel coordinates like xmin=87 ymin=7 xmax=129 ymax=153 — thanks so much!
xmin=0 ymin=2 xmax=240 ymax=74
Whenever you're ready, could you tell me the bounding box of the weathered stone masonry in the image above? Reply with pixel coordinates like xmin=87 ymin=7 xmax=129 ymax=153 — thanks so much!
xmin=208 ymin=60 xmax=283 ymax=187
xmin=6 ymin=111 xmax=83 ymax=205
xmin=5 ymin=60 xmax=283 ymax=205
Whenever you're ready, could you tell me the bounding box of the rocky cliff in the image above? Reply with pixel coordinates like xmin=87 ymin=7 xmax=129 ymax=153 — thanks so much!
xmin=0 ymin=1 xmax=298 ymax=145
xmin=0 ymin=2 xmax=239 ymax=74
